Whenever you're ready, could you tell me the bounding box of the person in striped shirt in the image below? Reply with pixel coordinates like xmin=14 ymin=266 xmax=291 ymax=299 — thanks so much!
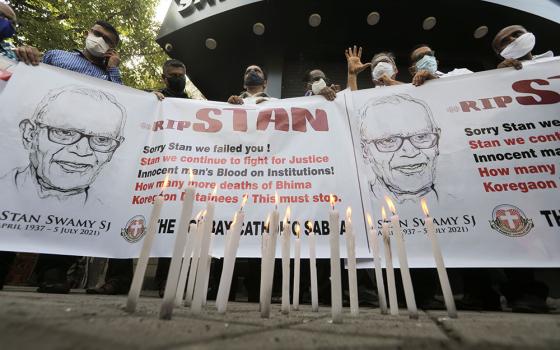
xmin=13 ymin=20 xmax=122 ymax=82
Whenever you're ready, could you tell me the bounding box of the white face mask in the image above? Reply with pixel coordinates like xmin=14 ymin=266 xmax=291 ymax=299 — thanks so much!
xmin=85 ymin=33 xmax=110 ymax=57
xmin=372 ymin=62 xmax=395 ymax=81
xmin=500 ymin=32 xmax=535 ymax=59
xmin=311 ymin=78 xmax=327 ymax=95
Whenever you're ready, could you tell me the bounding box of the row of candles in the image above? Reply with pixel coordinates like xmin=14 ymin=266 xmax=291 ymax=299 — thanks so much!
xmin=125 ymin=174 xmax=457 ymax=321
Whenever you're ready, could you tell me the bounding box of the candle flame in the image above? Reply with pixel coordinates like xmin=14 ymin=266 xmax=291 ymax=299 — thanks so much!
xmin=421 ymin=198 xmax=430 ymax=217
xmin=329 ymin=194 xmax=335 ymax=209
xmin=161 ymin=173 xmax=171 ymax=193
xmin=384 ymin=196 xmax=396 ymax=215
xmin=381 ymin=206 xmax=387 ymax=221
xmin=346 ymin=207 xmax=352 ymax=218
xmin=295 ymin=223 xmax=300 ymax=238
xmin=241 ymin=194 xmax=248 ymax=210
xmin=200 ymin=209 xmax=207 ymax=221
xmin=283 ymin=206 xmax=291 ymax=223
xmin=274 ymin=191 xmax=279 ymax=208
xmin=265 ymin=214 xmax=270 ymax=232
xmin=195 ymin=210 xmax=203 ymax=221
xmin=188 ymin=169 xmax=194 ymax=183
xmin=366 ymin=213 xmax=373 ymax=228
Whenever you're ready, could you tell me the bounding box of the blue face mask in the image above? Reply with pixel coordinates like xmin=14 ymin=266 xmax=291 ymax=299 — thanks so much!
xmin=415 ymin=55 xmax=438 ymax=74
xmin=0 ymin=18 xmax=15 ymax=40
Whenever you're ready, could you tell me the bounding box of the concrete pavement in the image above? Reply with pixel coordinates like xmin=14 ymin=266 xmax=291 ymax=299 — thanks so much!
xmin=0 ymin=287 xmax=559 ymax=350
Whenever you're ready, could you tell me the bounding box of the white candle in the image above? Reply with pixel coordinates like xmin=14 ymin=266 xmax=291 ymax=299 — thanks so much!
xmin=385 ymin=197 xmax=418 ymax=319
xmin=175 ymin=221 xmax=197 ymax=306
xmin=308 ymin=221 xmax=319 ymax=312
xmin=345 ymin=207 xmax=359 ymax=316
xmin=125 ymin=193 xmax=164 ymax=313
xmin=259 ymin=214 xmax=270 ymax=312
xmin=216 ymin=196 xmax=247 ymax=313
xmin=261 ymin=193 xmax=279 ymax=318
xmin=293 ymin=223 xmax=301 ymax=311
xmin=184 ymin=214 xmax=204 ymax=306
xmin=202 ymin=230 xmax=214 ymax=307
xmin=329 ymin=195 xmax=342 ymax=324
xmin=366 ymin=214 xmax=388 ymax=315
xmin=421 ymin=199 xmax=457 ymax=318
xmin=382 ymin=207 xmax=398 ymax=316
xmin=191 ymin=197 xmax=215 ymax=313
xmin=159 ymin=185 xmax=195 ymax=320
xmin=281 ymin=206 xmax=291 ymax=314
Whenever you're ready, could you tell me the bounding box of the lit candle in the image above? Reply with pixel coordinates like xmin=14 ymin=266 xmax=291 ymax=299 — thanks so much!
xmin=184 ymin=212 xmax=204 ymax=306
xmin=191 ymin=188 xmax=217 ymax=313
xmin=329 ymin=195 xmax=342 ymax=324
xmin=216 ymin=195 xmax=248 ymax=313
xmin=293 ymin=223 xmax=301 ymax=311
xmin=345 ymin=207 xmax=359 ymax=316
xmin=382 ymin=206 xmax=398 ymax=315
xmin=159 ymin=173 xmax=196 ymax=320
xmin=307 ymin=221 xmax=319 ymax=312
xmin=421 ymin=198 xmax=457 ymax=318
xmin=261 ymin=193 xmax=279 ymax=318
xmin=366 ymin=214 xmax=388 ymax=315
xmin=281 ymin=206 xmax=291 ymax=314
xmin=125 ymin=176 xmax=168 ymax=313
xmin=174 ymin=219 xmax=198 ymax=307
xmin=385 ymin=196 xmax=418 ymax=319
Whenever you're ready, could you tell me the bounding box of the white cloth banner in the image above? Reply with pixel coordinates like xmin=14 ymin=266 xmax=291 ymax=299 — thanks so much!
xmin=0 ymin=60 xmax=559 ymax=267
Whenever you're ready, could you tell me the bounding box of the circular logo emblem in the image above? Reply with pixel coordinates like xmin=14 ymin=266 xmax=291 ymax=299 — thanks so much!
xmin=121 ymin=215 xmax=146 ymax=243
xmin=489 ymin=204 xmax=533 ymax=237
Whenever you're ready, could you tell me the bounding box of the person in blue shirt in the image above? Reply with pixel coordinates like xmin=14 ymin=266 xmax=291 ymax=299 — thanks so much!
xmin=0 ymin=3 xmax=17 ymax=61
xmin=7 ymin=19 xmax=122 ymax=81
xmin=41 ymin=20 xmax=122 ymax=83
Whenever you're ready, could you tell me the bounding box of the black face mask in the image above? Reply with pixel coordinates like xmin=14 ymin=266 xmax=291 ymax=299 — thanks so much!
xmin=166 ymin=75 xmax=186 ymax=93
xmin=244 ymin=71 xmax=265 ymax=87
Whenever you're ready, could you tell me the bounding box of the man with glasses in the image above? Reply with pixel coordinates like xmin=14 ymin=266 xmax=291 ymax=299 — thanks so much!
xmin=3 ymin=86 xmax=125 ymax=203
xmin=0 ymin=86 xmax=126 ymax=294
xmin=359 ymin=94 xmax=440 ymax=204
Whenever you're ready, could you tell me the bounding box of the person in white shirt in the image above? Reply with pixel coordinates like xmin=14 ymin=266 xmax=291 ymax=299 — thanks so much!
xmin=492 ymin=25 xmax=555 ymax=70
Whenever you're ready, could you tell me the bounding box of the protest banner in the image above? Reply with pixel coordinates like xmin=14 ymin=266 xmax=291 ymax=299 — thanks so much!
xmin=0 ymin=59 xmax=559 ymax=267
xmin=0 ymin=63 xmax=364 ymax=259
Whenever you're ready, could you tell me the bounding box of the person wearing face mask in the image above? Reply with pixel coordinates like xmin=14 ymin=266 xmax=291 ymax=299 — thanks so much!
xmin=0 ymin=2 xmax=17 ymax=62
xmin=409 ymin=44 xmax=472 ymax=87
xmin=303 ymin=69 xmax=339 ymax=100
xmin=345 ymin=46 xmax=404 ymax=91
xmin=227 ymin=65 xmax=276 ymax=105
xmin=0 ymin=3 xmax=41 ymax=69
xmin=153 ymin=59 xmax=190 ymax=100
xmin=492 ymin=25 xmax=556 ymax=70
xmin=39 ymin=20 xmax=122 ymax=84
xmin=87 ymin=59 xmax=191 ymax=298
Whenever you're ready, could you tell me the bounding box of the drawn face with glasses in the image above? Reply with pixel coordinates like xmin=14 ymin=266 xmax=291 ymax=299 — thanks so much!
xmin=20 ymin=88 xmax=125 ymax=192
xmin=360 ymin=95 xmax=440 ymax=196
